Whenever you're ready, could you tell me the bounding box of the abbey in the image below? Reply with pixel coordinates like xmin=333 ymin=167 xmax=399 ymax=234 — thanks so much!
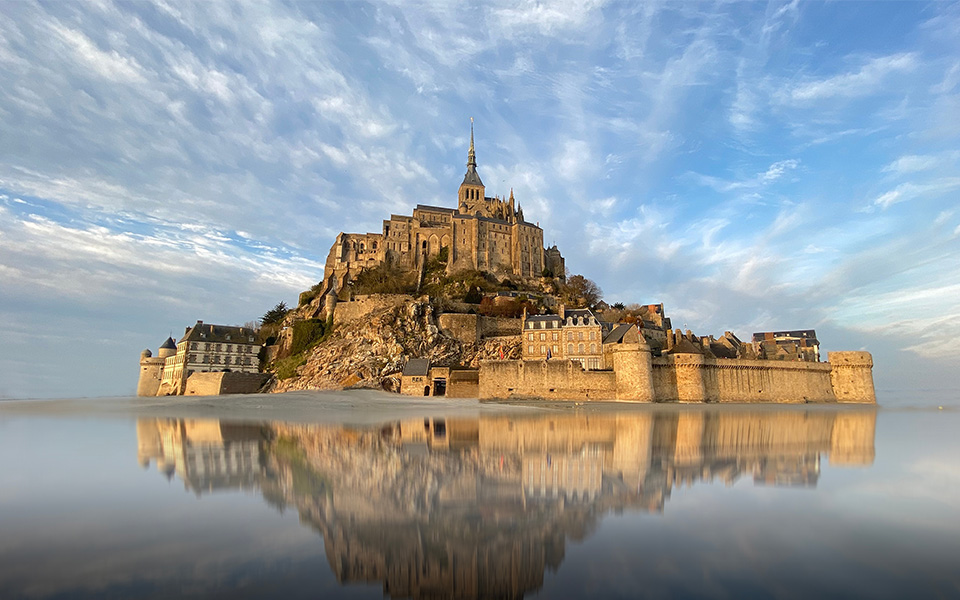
xmin=323 ymin=122 xmax=565 ymax=291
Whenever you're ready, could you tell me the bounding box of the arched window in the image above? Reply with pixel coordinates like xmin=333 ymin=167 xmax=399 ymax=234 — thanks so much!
xmin=567 ymin=343 xmax=574 ymax=354
xmin=590 ymin=343 xmax=596 ymax=353
xmin=578 ymin=343 xmax=585 ymax=354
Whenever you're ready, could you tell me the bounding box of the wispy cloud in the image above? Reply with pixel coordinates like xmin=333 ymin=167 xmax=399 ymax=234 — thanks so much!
xmin=786 ymin=52 xmax=918 ymax=102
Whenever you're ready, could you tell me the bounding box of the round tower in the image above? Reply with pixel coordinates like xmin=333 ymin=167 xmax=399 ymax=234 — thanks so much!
xmin=157 ymin=336 xmax=177 ymax=359
xmin=137 ymin=341 xmax=171 ymax=397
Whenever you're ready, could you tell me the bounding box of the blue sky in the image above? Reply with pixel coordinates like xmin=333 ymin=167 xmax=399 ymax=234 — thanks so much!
xmin=1 ymin=1 xmax=958 ymax=399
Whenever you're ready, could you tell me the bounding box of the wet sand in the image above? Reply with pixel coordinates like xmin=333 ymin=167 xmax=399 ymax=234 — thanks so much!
xmin=0 ymin=388 xmax=881 ymax=424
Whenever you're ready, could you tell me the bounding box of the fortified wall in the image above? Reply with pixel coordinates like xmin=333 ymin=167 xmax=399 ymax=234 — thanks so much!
xmin=479 ymin=346 xmax=876 ymax=404
xmin=183 ymin=372 xmax=271 ymax=396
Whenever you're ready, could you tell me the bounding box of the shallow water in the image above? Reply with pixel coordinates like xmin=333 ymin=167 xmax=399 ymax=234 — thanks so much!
xmin=1 ymin=397 xmax=958 ymax=599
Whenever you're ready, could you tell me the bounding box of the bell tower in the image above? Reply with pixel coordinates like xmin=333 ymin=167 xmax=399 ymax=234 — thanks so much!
xmin=458 ymin=118 xmax=485 ymax=214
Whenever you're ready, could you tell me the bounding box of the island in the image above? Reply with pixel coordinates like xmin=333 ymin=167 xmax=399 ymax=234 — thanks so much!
xmin=137 ymin=123 xmax=875 ymax=404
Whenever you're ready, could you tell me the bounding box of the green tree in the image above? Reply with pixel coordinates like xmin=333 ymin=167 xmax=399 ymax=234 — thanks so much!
xmin=559 ymin=275 xmax=602 ymax=309
xmin=261 ymin=301 xmax=289 ymax=326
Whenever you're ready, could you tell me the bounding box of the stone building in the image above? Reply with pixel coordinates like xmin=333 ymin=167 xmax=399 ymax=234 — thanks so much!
xmin=522 ymin=307 xmax=610 ymax=370
xmin=138 ymin=321 xmax=261 ymax=396
xmin=752 ymin=329 xmax=820 ymax=362
xmin=323 ymin=121 xmax=565 ymax=293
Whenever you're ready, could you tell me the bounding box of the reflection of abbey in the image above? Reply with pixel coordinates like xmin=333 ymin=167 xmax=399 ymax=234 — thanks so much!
xmin=323 ymin=122 xmax=565 ymax=292
xmin=137 ymin=409 xmax=876 ymax=599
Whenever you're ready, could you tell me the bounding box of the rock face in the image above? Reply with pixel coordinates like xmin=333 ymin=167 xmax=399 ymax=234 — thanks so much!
xmin=268 ymin=296 xmax=520 ymax=394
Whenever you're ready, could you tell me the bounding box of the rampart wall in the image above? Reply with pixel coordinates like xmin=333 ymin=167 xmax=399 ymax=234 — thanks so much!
xmin=184 ymin=372 xmax=270 ymax=396
xmin=438 ymin=313 xmax=523 ymax=344
xmin=334 ymin=294 xmax=411 ymax=323
xmin=479 ymin=349 xmax=875 ymax=404
xmin=446 ymin=369 xmax=480 ymax=398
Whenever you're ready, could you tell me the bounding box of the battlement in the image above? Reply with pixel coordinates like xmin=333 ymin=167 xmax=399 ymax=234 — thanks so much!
xmin=480 ymin=349 xmax=876 ymax=404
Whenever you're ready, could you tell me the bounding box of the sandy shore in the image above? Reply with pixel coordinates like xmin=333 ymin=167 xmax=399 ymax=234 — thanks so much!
xmin=0 ymin=388 xmax=882 ymax=424
xmin=0 ymin=389 xmax=559 ymax=424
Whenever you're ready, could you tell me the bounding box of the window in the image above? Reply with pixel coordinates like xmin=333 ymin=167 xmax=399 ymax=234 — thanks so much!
xmin=567 ymin=332 xmax=573 ymax=341
xmin=540 ymin=345 xmax=546 ymax=354
xmin=552 ymin=332 xmax=558 ymax=341
xmin=539 ymin=333 xmax=546 ymax=341
xmin=528 ymin=333 xmax=534 ymax=341
xmin=578 ymin=332 xmax=584 ymax=341
xmin=190 ymin=342 xmax=197 ymax=350
xmin=528 ymin=345 xmax=534 ymax=354
xmin=226 ymin=345 xmax=232 ymax=353
xmin=552 ymin=345 xmax=559 ymax=354
xmin=589 ymin=331 xmax=595 ymax=340
xmin=568 ymin=344 xmax=574 ymax=354
xmin=578 ymin=343 xmax=585 ymax=354
xmin=590 ymin=343 xmax=596 ymax=353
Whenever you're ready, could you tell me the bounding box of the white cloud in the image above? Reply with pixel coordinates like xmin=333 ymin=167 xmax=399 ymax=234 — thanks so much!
xmin=787 ymin=52 xmax=917 ymax=101
xmin=50 ymin=23 xmax=147 ymax=84
xmin=873 ymin=178 xmax=960 ymax=209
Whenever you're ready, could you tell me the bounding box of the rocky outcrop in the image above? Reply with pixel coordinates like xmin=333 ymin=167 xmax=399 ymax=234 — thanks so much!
xmin=268 ymin=296 xmax=521 ymax=393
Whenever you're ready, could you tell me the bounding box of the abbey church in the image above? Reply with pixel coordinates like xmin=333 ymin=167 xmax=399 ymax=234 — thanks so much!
xmin=323 ymin=122 xmax=565 ymax=292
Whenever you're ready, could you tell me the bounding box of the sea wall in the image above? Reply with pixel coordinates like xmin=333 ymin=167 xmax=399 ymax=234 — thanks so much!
xmin=479 ymin=359 xmax=617 ymax=400
xmin=479 ymin=349 xmax=876 ymax=404
xmin=446 ymin=369 xmax=480 ymax=398
xmin=652 ymin=356 xmax=836 ymax=403
xmin=828 ymin=351 xmax=876 ymax=403
xmin=184 ymin=372 xmax=270 ymax=396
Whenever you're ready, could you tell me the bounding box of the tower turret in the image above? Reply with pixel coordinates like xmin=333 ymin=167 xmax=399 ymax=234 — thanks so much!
xmin=458 ymin=118 xmax=485 ymax=213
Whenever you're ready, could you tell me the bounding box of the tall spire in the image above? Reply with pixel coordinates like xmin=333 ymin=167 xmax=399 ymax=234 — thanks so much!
xmin=467 ymin=117 xmax=477 ymax=169
xmin=460 ymin=117 xmax=484 ymax=188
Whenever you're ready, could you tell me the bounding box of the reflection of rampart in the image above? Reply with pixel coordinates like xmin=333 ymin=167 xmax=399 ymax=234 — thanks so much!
xmin=137 ymin=419 xmax=262 ymax=496
xmin=136 ymin=408 xmax=876 ymax=599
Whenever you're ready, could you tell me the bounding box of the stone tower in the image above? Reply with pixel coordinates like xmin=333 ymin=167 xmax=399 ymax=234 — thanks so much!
xmin=457 ymin=118 xmax=486 ymax=215
xmin=137 ymin=337 xmax=176 ymax=397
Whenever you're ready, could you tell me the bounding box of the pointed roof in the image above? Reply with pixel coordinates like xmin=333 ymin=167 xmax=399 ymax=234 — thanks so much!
xmin=461 ymin=118 xmax=484 ymax=187
xmin=160 ymin=337 xmax=177 ymax=350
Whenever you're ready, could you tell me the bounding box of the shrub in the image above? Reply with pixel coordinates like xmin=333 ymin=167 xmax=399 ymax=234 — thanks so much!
xmin=274 ymin=354 xmax=307 ymax=380
xmin=353 ymin=263 xmax=417 ymax=294
xmin=290 ymin=319 xmax=326 ymax=356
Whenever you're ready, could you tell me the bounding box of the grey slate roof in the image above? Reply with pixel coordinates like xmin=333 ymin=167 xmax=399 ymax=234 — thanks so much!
xmin=160 ymin=337 xmax=177 ymax=350
xmin=402 ymin=358 xmax=431 ymax=377
xmin=179 ymin=322 xmax=258 ymax=345
xmin=461 ymin=166 xmax=484 ymax=187
xmin=602 ymin=323 xmax=635 ymax=345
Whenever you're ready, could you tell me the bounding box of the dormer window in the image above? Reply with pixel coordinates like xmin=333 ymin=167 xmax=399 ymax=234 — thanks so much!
xmin=226 ymin=334 xmax=231 ymax=341
xmin=200 ymin=333 xmax=206 ymax=339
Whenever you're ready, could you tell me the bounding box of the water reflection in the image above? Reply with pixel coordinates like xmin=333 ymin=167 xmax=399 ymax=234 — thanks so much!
xmin=137 ymin=408 xmax=876 ymax=599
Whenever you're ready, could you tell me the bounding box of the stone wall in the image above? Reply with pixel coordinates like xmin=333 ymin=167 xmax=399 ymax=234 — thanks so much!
xmin=828 ymin=351 xmax=876 ymax=403
xmin=334 ymin=294 xmax=412 ymax=324
xmin=480 ymin=316 xmax=522 ymax=338
xmin=184 ymin=372 xmax=270 ymax=396
xmin=438 ymin=313 xmax=523 ymax=344
xmin=479 ymin=359 xmax=617 ymax=401
xmin=652 ymin=356 xmax=837 ymax=403
xmin=479 ymin=349 xmax=876 ymax=404
xmin=137 ymin=357 xmax=164 ymax=397
xmin=446 ymin=369 xmax=480 ymax=398
xmin=437 ymin=313 xmax=479 ymax=344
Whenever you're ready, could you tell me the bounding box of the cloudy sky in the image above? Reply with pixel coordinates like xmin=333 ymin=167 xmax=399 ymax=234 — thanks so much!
xmin=1 ymin=1 xmax=958 ymax=400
